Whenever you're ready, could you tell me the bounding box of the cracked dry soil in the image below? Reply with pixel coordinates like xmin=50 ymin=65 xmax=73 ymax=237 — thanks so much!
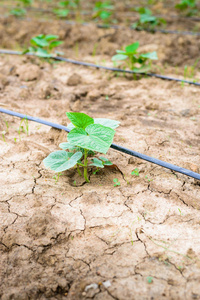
xmin=0 ymin=11 xmax=200 ymax=300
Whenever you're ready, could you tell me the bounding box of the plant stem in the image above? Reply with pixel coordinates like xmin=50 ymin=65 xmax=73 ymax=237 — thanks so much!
xmin=84 ymin=149 xmax=90 ymax=183
xmin=77 ymin=164 xmax=82 ymax=176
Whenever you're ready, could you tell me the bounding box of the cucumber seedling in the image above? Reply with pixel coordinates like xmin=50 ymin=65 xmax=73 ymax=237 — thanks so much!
xmin=112 ymin=42 xmax=158 ymax=73
xmin=23 ymin=34 xmax=63 ymax=58
xmin=93 ymin=1 xmax=114 ymax=24
xmin=43 ymin=112 xmax=119 ymax=183
xmin=132 ymin=7 xmax=166 ymax=30
xmin=175 ymin=0 xmax=197 ymax=15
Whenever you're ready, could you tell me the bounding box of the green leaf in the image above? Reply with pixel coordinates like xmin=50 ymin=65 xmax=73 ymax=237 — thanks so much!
xmin=43 ymin=150 xmax=82 ymax=172
xmin=30 ymin=36 xmax=49 ymax=47
xmin=53 ymin=8 xmax=69 ymax=17
xmin=99 ymin=156 xmax=113 ymax=165
xmin=140 ymin=51 xmax=158 ymax=60
xmin=67 ymin=124 xmax=115 ymax=154
xmin=35 ymin=48 xmax=52 ymax=58
xmin=90 ymin=158 xmax=104 ymax=168
xmin=140 ymin=14 xmax=156 ymax=23
xmin=99 ymin=11 xmax=112 ymax=20
xmin=44 ymin=34 xmax=59 ymax=41
xmin=116 ymin=50 xmax=126 ymax=54
xmin=133 ymin=65 xmax=151 ymax=73
xmin=125 ymin=42 xmax=140 ymax=54
xmin=59 ymin=142 xmax=77 ymax=150
xmin=94 ymin=118 xmax=120 ymax=129
xmin=112 ymin=54 xmax=128 ymax=61
xmin=66 ymin=112 xmax=94 ymax=129
xmin=49 ymin=40 xmax=63 ymax=50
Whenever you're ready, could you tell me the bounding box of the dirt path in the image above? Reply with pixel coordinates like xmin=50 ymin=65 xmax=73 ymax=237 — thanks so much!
xmin=0 ymin=12 xmax=200 ymax=300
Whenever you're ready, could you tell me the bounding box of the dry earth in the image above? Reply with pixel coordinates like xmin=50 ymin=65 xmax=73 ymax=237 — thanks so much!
xmin=0 ymin=8 xmax=200 ymax=300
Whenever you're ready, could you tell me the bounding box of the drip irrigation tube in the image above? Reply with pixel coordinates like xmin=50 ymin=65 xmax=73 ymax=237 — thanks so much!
xmin=0 ymin=49 xmax=200 ymax=87
xmin=0 ymin=108 xmax=200 ymax=181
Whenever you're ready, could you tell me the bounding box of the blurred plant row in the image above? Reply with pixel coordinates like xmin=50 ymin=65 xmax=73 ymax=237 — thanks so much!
xmin=9 ymin=0 xmax=200 ymax=26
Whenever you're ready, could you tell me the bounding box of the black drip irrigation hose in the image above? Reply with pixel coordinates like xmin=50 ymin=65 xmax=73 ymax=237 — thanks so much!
xmin=0 ymin=49 xmax=200 ymax=87
xmin=0 ymin=108 xmax=200 ymax=181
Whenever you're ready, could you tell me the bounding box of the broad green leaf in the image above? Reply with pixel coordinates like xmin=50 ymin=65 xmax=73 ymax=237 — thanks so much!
xmin=67 ymin=124 xmax=115 ymax=154
xmin=133 ymin=64 xmax=150 ymax=73
xmin=68 ymin=118 xmax=120 ymax=130
xmin=140 ymin=14 xmax=156 ymax=23
xmin=45 ymin=35 xmax=59 ymax=41
xmin=30 ymin=37 xmax=49 ymax=47
xmin=43 ymin=150 xmax=82 ymax=172
xmin=116 ymin=50 xmax=126 ymax=54
xmin=140 ymin=51 xmax=158 ymax=60
xmin=125 ymin=42 xmax=139 ymax=54
xmin=112 ymin=54 xmax=128 ymax=61
xmin=66 ymin=112 xmax=94 ymax=129
xmin=35 ymin=48 xmax=52 ymax=57
xmin=99 ymin=11 xmax=112 ymax=20
xmin=59 ymin=142 xmax=77 ymax=150
xmin=49 ymin=40 xmax=63 ymax=50
xmin=94 ymin=118 xmax=120 ymax=129
xmin=53 ymin=8 xmax=69 ymax=17
xmin=90 ymin=158 xmax=104 ymax=168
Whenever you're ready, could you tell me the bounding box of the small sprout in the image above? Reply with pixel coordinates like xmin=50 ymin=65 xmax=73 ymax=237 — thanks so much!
xmin=112 ymin=42 xmax=158 ymax=74
xmin=145 ymin=175 xmax=153 ymax=182
xmin=52 ymin=172 xmax=62 ymax=183
xmin=14 ymin=138 xmax=17 ymax=143
xmin=73 ymin=180 xmax=76 ymax=186
xmin=131 ymin=168 xmax=139 ymax=176
xmin=113 ymin=178 xmax=120 ymax=187
xmin=105 ymin=95 xmax=109 ymax=101
xmin=147 ymin=276 xmax=153 ymax=284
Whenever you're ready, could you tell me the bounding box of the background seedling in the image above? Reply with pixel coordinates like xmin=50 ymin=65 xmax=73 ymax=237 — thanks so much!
xmin=23 ymin=34 xmax=63 ymax=58
xmin=175 ymin=0 xmax=197 ymax=15
xmin=43 ymin=112 xmax=119 ymax=183
xmin=93 ymin=1 xmax=114 ymax=24
xmin=132 ymin=7 xmax=166 ymax=30
xmin=113 ymin=178 xmax=120 ymax=186
xmin=131 ymin=168 xmax=139 ymax=176
xmin=147 ymin=276 xmax=153 ymax=284
xmin=112 ymin=42 xmax=158 ymax=73
xmin=10 ymin=8 xmax=26 ymax=17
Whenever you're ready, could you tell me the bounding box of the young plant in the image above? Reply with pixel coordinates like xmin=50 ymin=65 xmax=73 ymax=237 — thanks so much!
xmin=175 ymin=0 xmax=197 ymax=15
xmin=23 ymin=34 xmax=63 ymax=58
xmin=112 ymin=42 xmax=158 ymax=73
xmin=43 ymin=112 xmax=119 ymax=183
xmin=59 ymin=0 xmax=80 ymax=8
xmin=113 ymin=178 xmax=120 ymax=186
xmin=132 ymin=7 xmax=166 ymax=30
xmin=93 ymin=1 xmax=114 ymax=23
xmin=10 ymin=8 xmax=26 ymax=17
xmin=19 ymin=0 xmax=33 ymax=6
xmin=53 ymin=8 xmax=69 ymax=17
